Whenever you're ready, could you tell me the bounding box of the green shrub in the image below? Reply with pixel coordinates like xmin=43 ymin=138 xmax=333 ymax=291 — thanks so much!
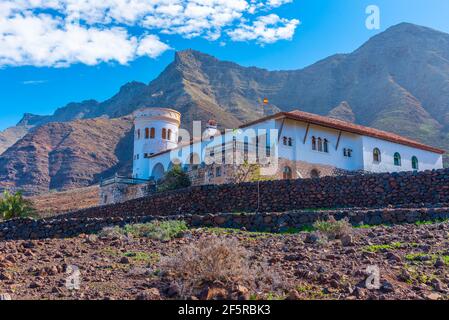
xmin=313 ymin=216 xmax=352 ymax=240
xmin=157 ymin=165 xmax=191 ymax=192
xmin=123 ymin=220 xmax=188 ymax=241
xmin=0 ymin=190 xmax=36 ymax=220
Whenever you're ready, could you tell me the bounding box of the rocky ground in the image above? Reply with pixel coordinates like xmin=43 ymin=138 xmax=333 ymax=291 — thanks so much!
xmin=0 ymin=221 xmax=449 ymax=300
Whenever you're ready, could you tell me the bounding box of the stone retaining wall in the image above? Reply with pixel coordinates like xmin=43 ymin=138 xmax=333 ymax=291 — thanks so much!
xmin=1 ymin=206 xmax=449 ymax=241
xmin=67 ymin=168 xmax=449 ymax=220
xmin=2 ymin=168 xmax=449 ymax=241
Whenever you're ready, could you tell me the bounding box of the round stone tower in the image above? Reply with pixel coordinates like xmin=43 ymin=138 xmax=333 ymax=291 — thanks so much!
xmin=132 ymin=108 xmax=181 ymax=179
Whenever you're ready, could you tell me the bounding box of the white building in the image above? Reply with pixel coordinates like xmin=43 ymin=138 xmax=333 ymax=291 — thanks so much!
xmin=132 ymin=108 xmax=444 ymax=183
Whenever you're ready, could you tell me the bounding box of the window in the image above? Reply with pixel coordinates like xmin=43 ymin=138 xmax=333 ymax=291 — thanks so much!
xmin=150 ymin=127 xmax=155 ymax=139
xmin=344 ymin=148 xmax=353 ymax=158
xmin=394 ymin=152 xmax=401 ymax=166
xmin=282 ymin=166 xmax=292 ymax=179
xmin=216 ymin=167 xmax=222 ymax=177
xmin=373 ymin=148 xmax=381 ymax=163
xmin=137 ymin=129 xmax=141 ymax=139
xmin=412 ymin=156 xmax=419 ymax=170
xmin=145 ymin=128 xmax=149 ymax=139
xmin=162 ymin=128 xmax=167 ymax=139
xmin=317 ymin=138 xmax=323 ymax=152
xmin=288 ymin=137 xmax=293 ymax=147
xmin=323 ymin=139 xmax=328 ymax=153
xmin=283 ymin=136 xmax=288 ymax=146
xmin=167 ymin=129 xmax=172 ymax=141
xmin=312 ymin=136 xmax=316 ymax=150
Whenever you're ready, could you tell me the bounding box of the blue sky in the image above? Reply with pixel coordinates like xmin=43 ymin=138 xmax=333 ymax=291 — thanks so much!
xmin=1 ymin=0 xmax=449 ymax=131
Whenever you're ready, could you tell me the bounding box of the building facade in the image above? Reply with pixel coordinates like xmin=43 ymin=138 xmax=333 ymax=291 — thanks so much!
xmin=100 ymin=107 xmax=445 ymax=205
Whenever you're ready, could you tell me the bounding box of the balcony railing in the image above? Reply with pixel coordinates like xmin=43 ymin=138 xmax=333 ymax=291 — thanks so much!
xmin=100 ymin=175 xmax=152 ymax=187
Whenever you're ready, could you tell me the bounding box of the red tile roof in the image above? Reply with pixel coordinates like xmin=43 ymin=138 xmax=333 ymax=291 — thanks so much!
xmin=281 ymin=110 xmax=445 ymax=154
xmin=150 ymin=110 xmax=445 ymax=158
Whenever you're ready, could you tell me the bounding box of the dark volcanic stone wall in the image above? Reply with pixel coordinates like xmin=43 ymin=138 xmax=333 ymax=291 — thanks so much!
xmin=66 ymin=168 xmax=449 ymax=219
xmin=2 ymin=207 xmax=449 ymax=240
xmin=1 ymin=168 xmax=449 ymax=240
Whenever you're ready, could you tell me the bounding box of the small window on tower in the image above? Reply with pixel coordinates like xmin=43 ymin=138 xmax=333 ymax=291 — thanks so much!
xmin=168 ymin=129 xmax=172 ymax=141
xmin=137 ymin=129 xmax=141 ymax=139
xmin=145 ymin=128 xmax=149 ymax=139
xmin=312 ymin=136 xmax=316 ymax=150
xmin=150 ymin=127 xmax=155 ymax=139
xmin=162 ymin=128 xmax=167 ymax=139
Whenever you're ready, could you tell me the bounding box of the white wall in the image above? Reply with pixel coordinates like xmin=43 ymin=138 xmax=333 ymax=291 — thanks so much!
xmin=361 ymin=136 xmax=443 ymax=172
xmin=277 ymin=119 xmax=365 ymax=171
xmin=144 ymin=116 xmax=444 ymax=179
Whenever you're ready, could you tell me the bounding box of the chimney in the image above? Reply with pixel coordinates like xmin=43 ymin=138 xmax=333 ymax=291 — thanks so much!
xmin=205 ymin=119 xmax=218 ymax=137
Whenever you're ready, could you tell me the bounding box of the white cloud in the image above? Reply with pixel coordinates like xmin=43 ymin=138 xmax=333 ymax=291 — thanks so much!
xmin=228 ymin=14 xmax=299 ymax=44
xmin=22 ymin=80 xmax=48 ymax=85
xmin=0 ymin=0 xmax=298 ymax=67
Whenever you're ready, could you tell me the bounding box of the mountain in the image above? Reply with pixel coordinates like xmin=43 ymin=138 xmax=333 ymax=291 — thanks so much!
xmin=1 ymin=22 xmax=449 ymax=194
xmin=0 ymin=125 xmax=32 ymax=154
xmin=327 ymin=101 xmax=356 ymax=123
xmin=0 ymin=118 xmax=133 ymax=195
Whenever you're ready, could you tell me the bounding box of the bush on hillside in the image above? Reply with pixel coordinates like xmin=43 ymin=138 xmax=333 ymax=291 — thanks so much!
xmin=123 ymin=220 xmax=188 ymax=241
xmin=157 ymin=164 xmax=191 ymax=192
xmin=313 ymin=216 xmax=352 ymax=240
xmin=98 ymin=220 xmax=188 ymax=241
xmin=159 ymin=235 xmax=285 ymax=298
xmin=0 ymin=190 xmax=36 ymax=221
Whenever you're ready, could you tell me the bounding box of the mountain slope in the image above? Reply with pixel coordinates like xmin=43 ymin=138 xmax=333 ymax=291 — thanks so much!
xmin=0 ymin=118 xmax=133 ymax=195
xmin=1 ymin=22 xmax=449 ymax=194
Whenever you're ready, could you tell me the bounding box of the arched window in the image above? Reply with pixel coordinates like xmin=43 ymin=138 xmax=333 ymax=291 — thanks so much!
xmin=167 ymin=129 xmax=172 ymax=141
xmin=162 ymin=128 xmax=167 ymax=139
xmin=394 ymin=152 xmax=401 ymax=166
xmin=145 ymin=128 xmax=149 ymax=139
xmin=137 ymin=129 xmax=141 ymax=139
xmin=283 ymin=136 xmax=287 ymax=146
xmin=317 ymin=138 xmax=323 ymax=152
xmin=323 ymin=139 xmax=329 ymax=153
xmin=311 ymin=136 xmax=317 ymax=150
xmin=283 ymin=166 xmax=292 ymax=179
xmin=373 ymin=148 xmax=381 ymax=163
xmin=150 ymin=127 xmax=155 ymax=139
xmin=412 ymin=156 xmax=419 ymax=170
xmin=310 ymin=169 xmax=320 ymax=179
xmin=288 ymin=137 xmax=293 ymax=147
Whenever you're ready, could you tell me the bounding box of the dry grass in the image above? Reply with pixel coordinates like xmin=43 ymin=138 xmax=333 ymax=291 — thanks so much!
xmin=159 ymin=235 xmax=285 ymax=298
xmin=27 ymin=185 xmax=99 ymax=217
xmin=313 ymin=216 xmax=352 ymax=240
